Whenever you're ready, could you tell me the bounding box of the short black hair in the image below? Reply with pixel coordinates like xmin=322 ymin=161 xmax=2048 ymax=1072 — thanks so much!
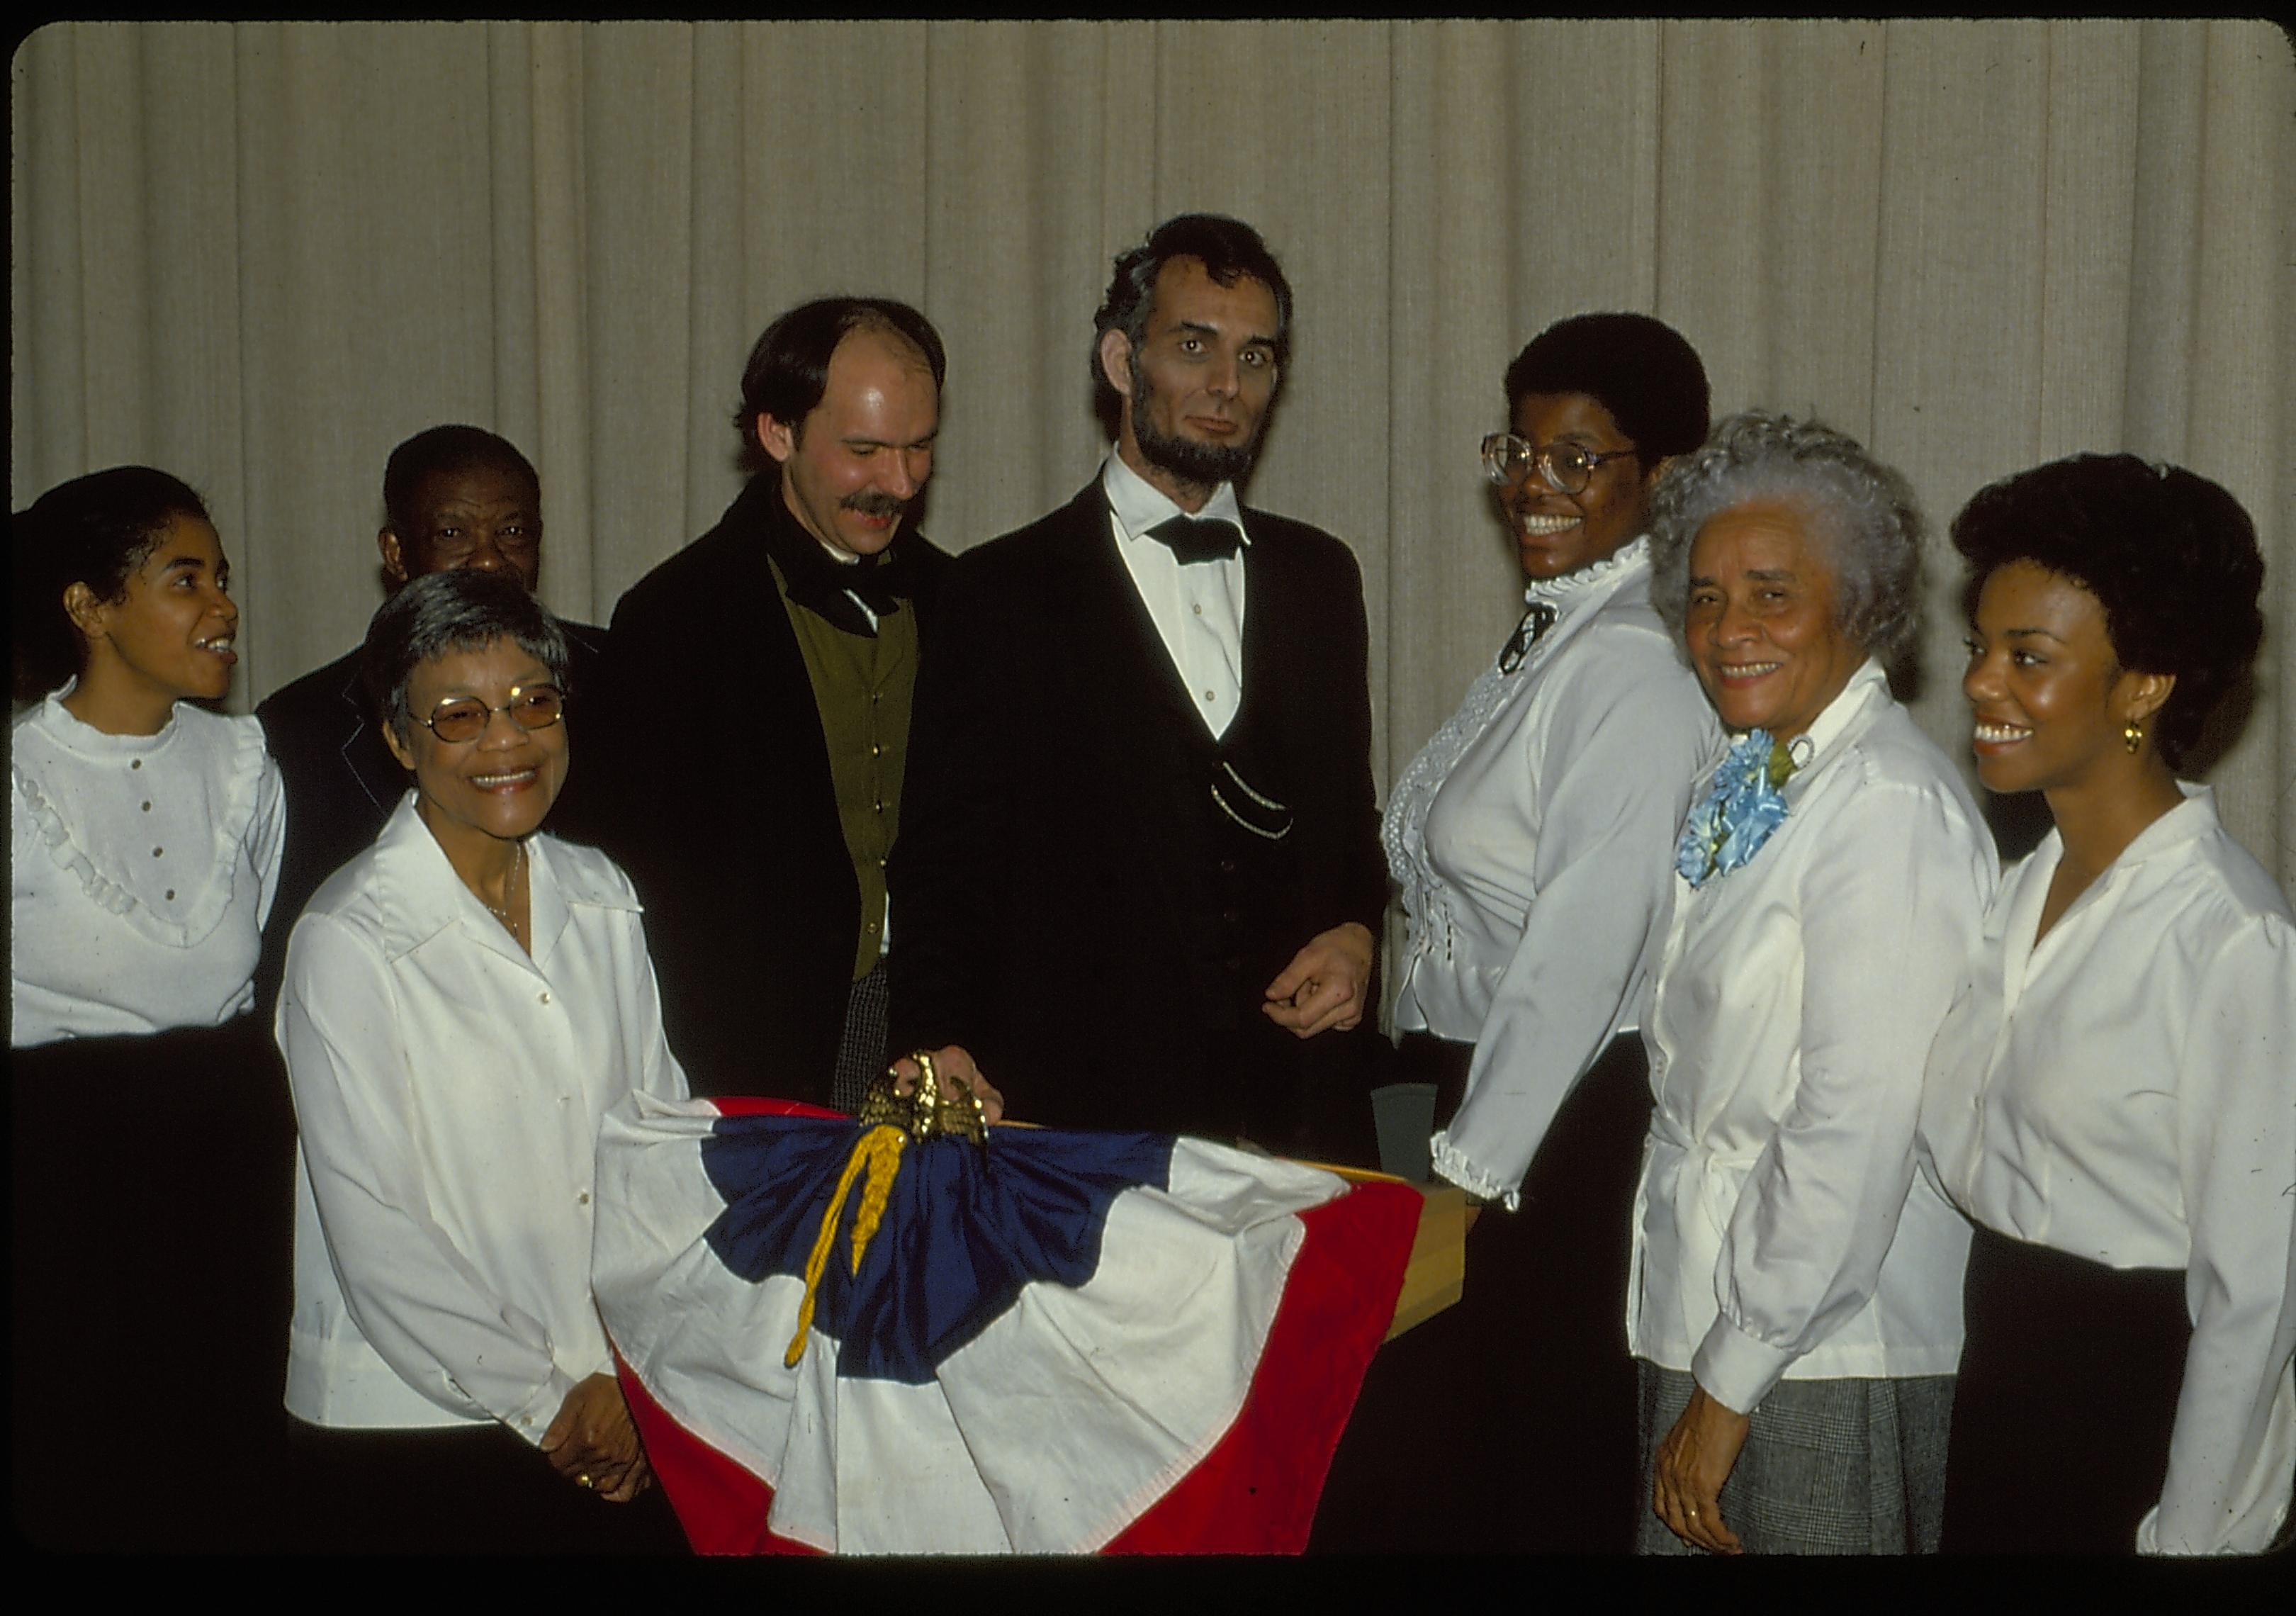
xmin=733 ymin=298 xmax=947 ymax=456
xmin=1951 ymin=453 xmax=2266 ymax=768
xmin=1091 ymin=214 xmax=1293 ymax=421
xmin=361 ymin=566 xmax=573 ymax=746
xmin=1502 ymin=313 xmax=1710 ymax=466
xmin=12 ymin=466 xmax=211 ymax=700
xmin=382 ymin=425 xmax=539 ymax=537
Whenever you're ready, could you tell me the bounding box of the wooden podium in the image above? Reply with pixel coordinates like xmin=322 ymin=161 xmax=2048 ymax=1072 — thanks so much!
xmin=1326 ymin=1168 xmax=1466 ymax=1341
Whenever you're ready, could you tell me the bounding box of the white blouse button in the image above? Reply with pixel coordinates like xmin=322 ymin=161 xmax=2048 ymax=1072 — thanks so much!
xmin=539 ymin=992 xmax=551 ymax=1005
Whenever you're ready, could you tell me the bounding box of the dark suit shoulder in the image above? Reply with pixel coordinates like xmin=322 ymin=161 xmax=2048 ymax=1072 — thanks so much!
xmin=609 ymin=510 xmax=755 ymax=632
xmin=256 ymin=646 xmax=364 ymax=735
xmin=1240 ymin=504 xmax=1360 ymax=570
xmin=950 ymin=485 xmax=1106 ymax=580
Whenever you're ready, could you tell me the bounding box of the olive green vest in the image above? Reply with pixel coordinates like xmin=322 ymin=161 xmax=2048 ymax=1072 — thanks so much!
xmin=769 ymin=556 xmax=917 ymax=981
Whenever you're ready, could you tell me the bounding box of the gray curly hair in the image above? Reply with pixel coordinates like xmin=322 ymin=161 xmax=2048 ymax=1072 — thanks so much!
xmin=1646 ymin=411 xmax=1925 ymax=660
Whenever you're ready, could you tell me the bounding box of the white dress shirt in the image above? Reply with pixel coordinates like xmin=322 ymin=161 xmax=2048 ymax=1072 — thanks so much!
xmin=1396 ymin=541 xmax=1722 ymax=1208
xmin=1103 ymin=453 xmax=1248 ymax=740
xmin=1920 ymin=787 xmax=2295 ymax=1554
xmin=278 ymin=794 xmax=690 ymax=1439
xmin=1633 ymin=661 xmax=1998 ymax=1415
xmin=10 ymin=690 xmax=283 ymax=1045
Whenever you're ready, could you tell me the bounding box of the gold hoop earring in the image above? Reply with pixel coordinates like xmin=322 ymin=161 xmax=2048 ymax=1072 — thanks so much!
xmin=2123 ymin=719 xmax=2144 ymax=755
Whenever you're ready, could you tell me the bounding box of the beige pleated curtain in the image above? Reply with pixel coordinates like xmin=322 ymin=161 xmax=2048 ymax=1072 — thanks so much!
xmin=13 ymin=19 xmax=2295 ymax=906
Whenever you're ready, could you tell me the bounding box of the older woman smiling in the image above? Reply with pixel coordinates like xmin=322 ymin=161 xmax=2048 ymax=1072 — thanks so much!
xmin=1633 ymin=413 xmax=1997 ymax=1554
xmin=277 ymin=568 xmax=687 ymax=1550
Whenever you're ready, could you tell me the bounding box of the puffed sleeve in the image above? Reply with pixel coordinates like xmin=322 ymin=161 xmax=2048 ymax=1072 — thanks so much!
xmin=1692 ymin=772 xmax=1995 ymax=1414
xmin=2144 ymin=912 xmax=2296 ymax=1554
xmin=249 ymin=749 xmax=286 ymax=931
xmin=280 ymin=913 xmax=581 ymax=1435
xmin=1434 ymin=637 xmax=1713 ymax=1206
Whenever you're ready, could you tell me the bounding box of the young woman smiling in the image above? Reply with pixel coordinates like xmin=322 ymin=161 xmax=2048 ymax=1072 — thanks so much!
xmin=1921 ymin=454 xmax=2292 ymax=1555
xmin=9 ymin=466 xmax=291 ymax=1549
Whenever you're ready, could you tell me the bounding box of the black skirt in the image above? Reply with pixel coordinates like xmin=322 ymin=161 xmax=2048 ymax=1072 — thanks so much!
xmin=9 ymin=1016 xmax=298 ymax=1552
xmin=1310 ymin=1031 xmax=1651 ymax=1552
xmin=284 ymin=1417 xmax=688 ymax=1554
xmin=1942 ymin=1223 xmax=2189 ymax=1554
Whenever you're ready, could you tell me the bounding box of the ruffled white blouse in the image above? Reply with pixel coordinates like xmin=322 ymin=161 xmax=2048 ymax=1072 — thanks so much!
xmin=1392 ymin=541 xmax=1721 ymax=1207
xmin=10 ymin=690 xmax=284 ymax=1046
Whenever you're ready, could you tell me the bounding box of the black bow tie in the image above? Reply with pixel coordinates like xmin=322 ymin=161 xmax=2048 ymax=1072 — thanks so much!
xmin=1497 ymin=602 xmax=1559 ymax=675
xmin=1144 ymin=514 xmax=1244 ymax=565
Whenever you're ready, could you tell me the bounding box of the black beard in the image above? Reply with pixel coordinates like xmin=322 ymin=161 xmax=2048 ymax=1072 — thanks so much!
xmin=1128 ymin=355 xmax=1264 ymax=488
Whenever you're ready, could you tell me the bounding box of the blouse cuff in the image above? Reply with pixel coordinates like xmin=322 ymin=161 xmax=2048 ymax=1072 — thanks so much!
xmin=1429 ymin=1131 xmax=1521 ymax=1212
xmin=502 ymin=1364 xmax=584 ymax=1449
xmin=1689 ymin=1319 xmax=1797 ymax=1417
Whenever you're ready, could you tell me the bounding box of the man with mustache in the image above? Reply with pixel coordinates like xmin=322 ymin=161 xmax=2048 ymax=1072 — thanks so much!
xmin=890 ymin=215 xmax=1385 ymax=1160
xmin=585 ymin=298 xmax=950 ymax=1105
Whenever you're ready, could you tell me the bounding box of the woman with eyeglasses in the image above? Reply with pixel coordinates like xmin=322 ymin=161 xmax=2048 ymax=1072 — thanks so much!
xmin=1369 ymin=313 xmax=1721 ymax=1550
xmin=11 ymin=468 xmax=291 ymax=1550
xmin=275 ymin=568 xmax=691 ymax=1551
xmin=1921 ymin=455 xmax=2292 ymax=1554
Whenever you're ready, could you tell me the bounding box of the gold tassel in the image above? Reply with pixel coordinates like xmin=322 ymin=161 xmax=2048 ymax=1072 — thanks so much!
xmin=783 ymin=1123 xmax=908 ymax=1369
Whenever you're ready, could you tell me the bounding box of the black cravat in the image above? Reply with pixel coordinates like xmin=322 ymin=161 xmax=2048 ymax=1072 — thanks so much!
xmin=1144 ymin=513 xmax=1244 ymax=566
xmin=758 ymin=472 xmax=911 ymax=636
xmin=1497 ymin=601 xmax=1559 ymax=675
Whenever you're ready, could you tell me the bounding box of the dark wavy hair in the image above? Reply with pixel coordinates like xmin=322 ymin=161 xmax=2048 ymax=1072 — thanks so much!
xmin=361 ymin=567 xmax=572 ymax=745
xmin=382 ymin=425 xmax=539 ymax=537
xmin=1091 ymin=213 xmax=1293 ymax=423
xmin=733 ymin=297 xmax=946 ymax=459
xmin=1502 ymin=312 xmax=1711 ymax=467
xmin=12 ymin=466 xmax=211 ymax=700
xmin=1950 ymin=454 xmax=2265 ymax=768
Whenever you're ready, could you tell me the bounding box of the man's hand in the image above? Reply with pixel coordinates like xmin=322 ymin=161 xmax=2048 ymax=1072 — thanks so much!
xmin=539 ymin=1371 xmax=651 ymax=1502
xmin=890 ymin=1045 xmax=1006 ymax=1124
xmin=1261 ymin=922 xmax=1375 ymax=1038
xmin=1653 ymin=1381 xmax=1750 ymax=1554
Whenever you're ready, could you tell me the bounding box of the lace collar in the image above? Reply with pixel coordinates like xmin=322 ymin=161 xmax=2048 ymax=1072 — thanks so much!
xmin=1521 ymin=534 xmax=1650 ymax=614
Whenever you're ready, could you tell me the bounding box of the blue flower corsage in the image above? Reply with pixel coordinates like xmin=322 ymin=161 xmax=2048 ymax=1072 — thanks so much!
xmin=1676 ymin=729 xmax=1798 ymax=888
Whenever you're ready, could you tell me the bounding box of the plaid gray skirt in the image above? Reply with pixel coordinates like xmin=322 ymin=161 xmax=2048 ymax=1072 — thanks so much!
xmin=1636 ymin=1362 xmax=1954 ymax=1555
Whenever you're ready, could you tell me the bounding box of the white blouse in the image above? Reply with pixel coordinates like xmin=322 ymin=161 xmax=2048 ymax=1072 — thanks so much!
xmin=1633 ymin=661 xmax=1998 ymax=1415
xmin=1396 ymin=542 xmax=1721 ymax=1208
xmin=278 ymin=795 xmax=690 ymax=1439
xmin=10 ymin=690 xmax=283 ymax=1045
xmin=1920 ymin=788 xmax=2295 ymax=1555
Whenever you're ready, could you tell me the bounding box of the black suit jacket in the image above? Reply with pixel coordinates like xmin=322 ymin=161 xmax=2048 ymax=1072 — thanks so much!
xmin=583 ymin=473 xmax=950 ymax=1103
xmin=888 ymin=482 xmax=1387 ymax=1157
xmin=253 ymin=617 xmax=607 ymax=1017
